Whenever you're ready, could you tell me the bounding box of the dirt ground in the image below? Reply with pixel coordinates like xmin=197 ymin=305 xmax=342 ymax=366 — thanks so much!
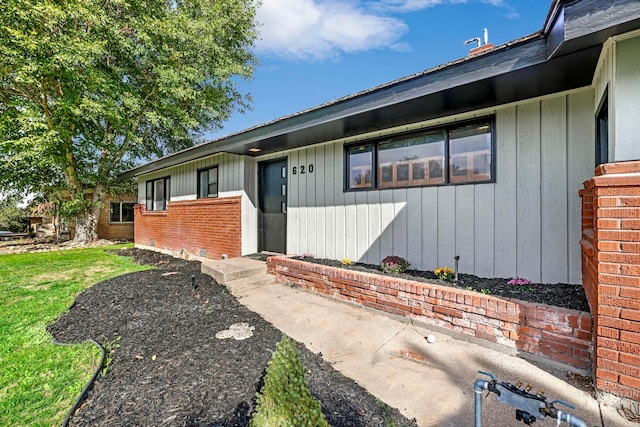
xmin=47 ymin=248 xmax=417 ymax=427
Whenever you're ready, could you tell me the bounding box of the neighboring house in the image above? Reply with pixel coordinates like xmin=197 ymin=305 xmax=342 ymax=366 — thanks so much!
xmin=122 ymin=0 xmax=640 ymax=400
xmin=31 ymin=194 xmax=137 ymax=241
xmin=123 ymin=0 xmax=639 ymax=283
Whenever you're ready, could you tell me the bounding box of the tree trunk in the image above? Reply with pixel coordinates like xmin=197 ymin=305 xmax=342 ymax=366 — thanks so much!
xmin=73 ymin=185 xmax=104 ymax=244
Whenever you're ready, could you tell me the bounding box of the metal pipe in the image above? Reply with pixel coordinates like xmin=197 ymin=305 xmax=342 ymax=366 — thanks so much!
xmin=557 ymin=411 xmax=588 ymax=427
xmin=474 ymin=379 xmax=489 ymax=427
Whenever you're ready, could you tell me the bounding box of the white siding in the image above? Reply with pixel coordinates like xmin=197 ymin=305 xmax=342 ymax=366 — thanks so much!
xmin=284 ymin=89 xmax=595 ymax=283
xmin=614 ymin=36 xmax=640 ymax=161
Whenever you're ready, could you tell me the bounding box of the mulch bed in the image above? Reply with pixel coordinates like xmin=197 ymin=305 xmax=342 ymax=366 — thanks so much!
xmin=296 ymin=257 xmax=590 ymax=313
xmin=47 ymin=249 xmax=417 ymax=427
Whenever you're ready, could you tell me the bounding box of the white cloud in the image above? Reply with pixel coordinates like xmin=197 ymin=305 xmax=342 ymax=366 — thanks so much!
xmin=254 ymin=0 xmax=518 ymax=62
xmin=255 ymin=0 xmax=408 ymax=61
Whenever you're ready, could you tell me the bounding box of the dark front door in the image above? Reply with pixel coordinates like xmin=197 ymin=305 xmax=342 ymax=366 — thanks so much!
xmin=259 ymin=158 xmax=287 ymax=253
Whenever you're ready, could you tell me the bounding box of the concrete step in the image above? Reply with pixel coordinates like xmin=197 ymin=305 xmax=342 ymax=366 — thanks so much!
xmin=225 ymin=274 xmax=276 ymax=295
xmin=201 ymin=257 xmax=268 ymax=284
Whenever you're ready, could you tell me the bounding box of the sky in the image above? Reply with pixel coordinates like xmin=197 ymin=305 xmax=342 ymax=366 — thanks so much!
xmin=206 ymin=0 xmax=553 ymax=140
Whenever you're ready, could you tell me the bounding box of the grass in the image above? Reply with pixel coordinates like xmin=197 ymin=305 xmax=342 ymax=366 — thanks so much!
xmin=0 ymin=244 xmax=149 ymax=427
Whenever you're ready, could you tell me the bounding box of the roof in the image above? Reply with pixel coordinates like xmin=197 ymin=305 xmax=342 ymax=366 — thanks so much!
xmin=121 ymin=0 xmax=640 ymax=179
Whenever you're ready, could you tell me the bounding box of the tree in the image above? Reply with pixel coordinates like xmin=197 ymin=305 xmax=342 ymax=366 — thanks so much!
xmin=0 ymin=0 xmax=258 ymax=242
xmin=251 ymin=334 xmax=329 ymax=427
xmin=0 ymin=193 xmax=28 ymax=232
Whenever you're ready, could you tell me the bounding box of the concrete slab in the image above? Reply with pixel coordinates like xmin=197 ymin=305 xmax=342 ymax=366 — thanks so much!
xmin=204 ymin=257 xmax=638 ymax=427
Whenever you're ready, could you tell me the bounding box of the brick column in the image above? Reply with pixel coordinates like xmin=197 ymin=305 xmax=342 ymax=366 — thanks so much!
xmin=580 ymin=160 xmax=640 ymax=400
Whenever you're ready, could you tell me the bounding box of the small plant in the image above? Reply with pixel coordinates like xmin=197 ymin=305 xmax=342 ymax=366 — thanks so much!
xmin=341 ymin=258 xmax=353 ymax=266
xmin=301 ymin=252 xmax=315 ymax=260
xmin=480 ymin=288 xmax=491 ymax=295
xmin=434 ymin=267 xmax=455 ymax=282
xmin=380 ymin=256 xmax=410 ymax=274
xmin=101 ymin=335 xmax=121 ymax=377
xmin=507 ymin=277 xmax=532 ymax=286
xmin=465 ymin=286 xmax=473 ymax=291
xmin=251 ymin=335 xmax=328 ymax=427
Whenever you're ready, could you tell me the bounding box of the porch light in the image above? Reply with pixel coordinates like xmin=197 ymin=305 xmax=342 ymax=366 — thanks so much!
xmin=248 ymin=147 xmax=262 ymax=153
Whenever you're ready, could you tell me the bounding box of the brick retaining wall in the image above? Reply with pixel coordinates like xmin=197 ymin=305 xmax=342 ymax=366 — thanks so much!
xmin=267 ymin=256 xmax=593 ymax=370
xmin=134 ymin=197 xmax=241 ymax=260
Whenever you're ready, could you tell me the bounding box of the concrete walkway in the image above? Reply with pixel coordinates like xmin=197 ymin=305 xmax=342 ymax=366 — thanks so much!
xmin=202 ymin=257 xmax=637 ymax=427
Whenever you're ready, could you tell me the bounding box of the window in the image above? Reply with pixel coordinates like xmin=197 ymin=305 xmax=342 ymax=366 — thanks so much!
xmin=145 ymin=177 xmax=170 ymax=211
xmin=448 ymin=123 xmax=492 ymax=183
xmin=346 ymin=145 xmax=373 ymax=189
xmin=110 ymin=202 xmax=136 ymax=223
xmin=345 ymin=120 xmax=494 ymax=191
xmin=198 ymin=166 xmax=219 ymax=198
xmin=596 ymin=91 xmax=608 ymax=166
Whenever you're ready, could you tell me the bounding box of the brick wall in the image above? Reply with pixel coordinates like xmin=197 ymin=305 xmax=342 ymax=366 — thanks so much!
xmin=267 ymin=256 xmax=593 ymax=370
xmin=97 ymin=195 xmax=136 ymax=240
xmin=580 ymin=160 xmax=640 ymax=400
xmin=134 ymin=197 xmax=242 ymax=260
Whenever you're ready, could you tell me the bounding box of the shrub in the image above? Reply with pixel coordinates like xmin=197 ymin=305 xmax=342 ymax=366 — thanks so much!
xmin=380 ymin=256 xmax=409 ymax=274
xmin=340 ymin=258 xmax=353 ymax=266
xmin=251 ymin=335 xmax=328 ymax=427
xmin=434 ymin=267 xmax=455 ymax=282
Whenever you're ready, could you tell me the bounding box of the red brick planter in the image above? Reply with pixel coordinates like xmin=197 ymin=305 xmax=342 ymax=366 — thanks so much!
xmin=267 ymin=256 xmax=593 ymax=370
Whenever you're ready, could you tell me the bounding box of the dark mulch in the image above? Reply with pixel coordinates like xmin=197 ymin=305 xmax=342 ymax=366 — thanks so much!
xmin=295 ymin=257 xmax=590 ymax=313
xmin=47 ymin=249 xmax=417 ymax=427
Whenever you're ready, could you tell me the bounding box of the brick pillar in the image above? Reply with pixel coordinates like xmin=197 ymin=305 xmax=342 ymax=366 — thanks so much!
xmin=580 ymin=160 xmax=640 ymax=400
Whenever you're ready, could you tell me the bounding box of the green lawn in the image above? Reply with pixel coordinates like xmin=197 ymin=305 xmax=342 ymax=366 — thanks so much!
xmin=0 ymin=244 xmax=149 ymax=427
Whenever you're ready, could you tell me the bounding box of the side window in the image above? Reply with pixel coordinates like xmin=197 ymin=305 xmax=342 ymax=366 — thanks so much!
xmin=596 ymin=92 xmax=608 ymax=166
xmin=145 ymin=177 xmax=170 ymax=211
xmin=110 ymin=202 xmax=136 ymax=222
xmin=198 ymin=166 xmax=219 ymax=198
xmin=346 ymin=145 xmax=373 ymax=190
xmin=448 ymin=123 xmax=492 ymax=183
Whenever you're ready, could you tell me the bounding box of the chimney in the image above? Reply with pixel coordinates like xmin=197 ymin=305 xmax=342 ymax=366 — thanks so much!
xmin=469 ymin=43 xmax=494 ymax=56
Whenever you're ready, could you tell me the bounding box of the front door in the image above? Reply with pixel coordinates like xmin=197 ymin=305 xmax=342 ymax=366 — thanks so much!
xmin=258 ymin=158 xmax=287 ymax=253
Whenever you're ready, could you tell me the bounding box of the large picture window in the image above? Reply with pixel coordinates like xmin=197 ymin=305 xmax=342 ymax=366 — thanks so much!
xmin=145 ymin=177 xmax=170 ymax=211
xmin=198 ymin=166 xmax=219 ymax=198
xmin=110 ymin=201 xmax=135 ymax=223
xmin=345 ymin=119 xmax=493 ymax=191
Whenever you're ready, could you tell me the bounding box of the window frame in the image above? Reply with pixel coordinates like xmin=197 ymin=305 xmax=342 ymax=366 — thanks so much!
xmin=145 ymin=176 xmax=171 ymax=211
xmin=344 ymin=118 xmax=495 ymax=192
xmin=197 ymin=166 xmax=219 ymax=199
xmin=109 ymin=201 xmax=136 ymax=223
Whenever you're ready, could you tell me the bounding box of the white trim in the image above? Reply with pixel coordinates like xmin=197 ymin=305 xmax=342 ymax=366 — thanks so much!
xmin=170 ymin=195 xmax=197 ymax=202
xmin=612 ymin=28 xmax=640 ymax=42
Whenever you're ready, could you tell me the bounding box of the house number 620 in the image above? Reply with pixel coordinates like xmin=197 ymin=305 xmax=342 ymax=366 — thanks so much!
xmin=292 ymin=164 xmax=314 ymax=175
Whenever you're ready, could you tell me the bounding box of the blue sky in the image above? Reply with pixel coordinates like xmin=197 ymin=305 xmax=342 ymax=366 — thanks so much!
xmin=206 ymin=0 xmax=552 ymax=140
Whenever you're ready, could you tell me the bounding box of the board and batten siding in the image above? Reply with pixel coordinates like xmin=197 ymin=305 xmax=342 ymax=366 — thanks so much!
xmin=282 ymin=90 xmax=595 ymax=284
xmin=137 ymin=152 xmax=259 ymax=255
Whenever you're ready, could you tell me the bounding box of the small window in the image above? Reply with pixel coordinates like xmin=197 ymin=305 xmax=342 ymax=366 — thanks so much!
xmin=198 ymin=166 xmax=219 ymax=198
xmin=448 ymin=123 xmax=492 ymax=183
xmin=145 ymin=177 xmax=170 ymax=211
xmin=110 ymin=202 xmax=136 ymax=223
xmin=345 ymin=119 xmax=494 ymax=190
xmin=347 ymin=145 xmax=373 ymax=190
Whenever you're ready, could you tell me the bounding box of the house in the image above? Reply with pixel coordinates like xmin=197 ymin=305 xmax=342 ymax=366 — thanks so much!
xmin=31 ymin=194 xmax=137 ymax=241
xmin=122 ymin=0 xmax=640 ymax=400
